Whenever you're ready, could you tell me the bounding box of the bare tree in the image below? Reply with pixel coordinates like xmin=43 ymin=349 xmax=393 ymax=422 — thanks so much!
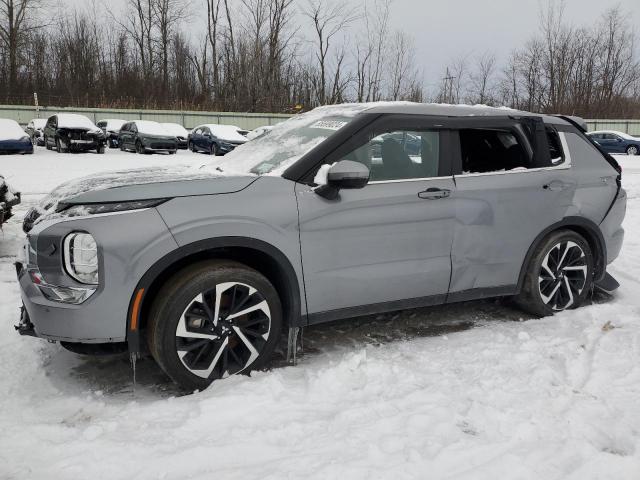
xmin=0 ymin=0 xmax=46 ymax=95
xmin=153 ymin=0 xmax=190 ymax=96
xmin=303 ymin=0 xmax=358 ymax=105
xmin=467 ymin=52 xmax=496 ymax=104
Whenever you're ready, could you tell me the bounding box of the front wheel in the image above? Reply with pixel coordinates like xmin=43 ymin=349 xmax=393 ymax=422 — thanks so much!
xmin=515 ymin=230 xmax=593 ymax=317
xmin=97 ymin=145 xmax=105 ymax=154
xmin=627 ymin=145 xmax=639 ymax=156
xmin=135 ymin=141 xmax=144 ymax=154
xmin=147 ymin=260 xmax=283 ymax=391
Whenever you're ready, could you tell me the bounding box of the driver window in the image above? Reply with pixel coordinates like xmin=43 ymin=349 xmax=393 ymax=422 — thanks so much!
xmin=339 ymin=129 xmax=442 ymax=182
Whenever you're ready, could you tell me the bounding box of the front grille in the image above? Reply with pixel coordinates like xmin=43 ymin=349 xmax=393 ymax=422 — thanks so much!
xmin=151 ymin=142 xmax=174 ymax=149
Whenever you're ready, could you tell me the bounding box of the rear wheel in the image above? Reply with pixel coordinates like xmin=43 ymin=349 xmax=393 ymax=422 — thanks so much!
xmin=210 ymin=143 xmax=218 ymax=156
xmin=515 ymin=230 xmax=593 ymax=317
xmin=147 ymin=260 xmax=282 ymax=391
xmin=627 ymin=145 xmax=639 ymax=156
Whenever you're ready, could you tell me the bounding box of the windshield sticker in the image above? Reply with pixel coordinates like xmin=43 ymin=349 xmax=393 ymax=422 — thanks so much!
xmin=309 ymin=120 xmax=348 ymax=131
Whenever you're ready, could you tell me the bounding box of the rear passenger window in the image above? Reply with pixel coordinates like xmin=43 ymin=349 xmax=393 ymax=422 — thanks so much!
xmin=460 ymin=129 xmax=530 ymax=174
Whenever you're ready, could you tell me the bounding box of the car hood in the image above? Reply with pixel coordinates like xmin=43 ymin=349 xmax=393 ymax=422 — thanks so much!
xmin=28 ymin=166 xmax=258 ymax=227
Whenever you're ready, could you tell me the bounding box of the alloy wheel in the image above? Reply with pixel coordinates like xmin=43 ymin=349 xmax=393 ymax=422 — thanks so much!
xmin=175 ymin=281 xmax=272 ymax=380
xmin=538 ymin=241 xmax=588 ymax=311
xmin=628 ymin=145 xmax=638 ymax=156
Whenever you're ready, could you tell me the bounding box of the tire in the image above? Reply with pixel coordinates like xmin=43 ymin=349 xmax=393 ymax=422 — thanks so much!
xmin=210 ymin=143 xmax=218 ymax=156
xmin=120 ymin=142 xmax=126 ymax=152
xmin=169 ymin=150 xmax=176 ymax=155
xmin=515 ymin=230 xmax=593 ymax=317
xmin=44 ymin=136 xmax=52 ymax=150
xmin=147 ymin=260 xmax=283 ymax=391
xmin=627 ymin=145 xmax=639 ymax=156
xmin=135 ymin=141 xmax=144 ymax=154
xmin=188 ymin=141 xmax=194 ymax=152
xmin=97 ymin=145 xmax=105 ymax=154
xmin=56 ymin=137 xmax=66 ymax=153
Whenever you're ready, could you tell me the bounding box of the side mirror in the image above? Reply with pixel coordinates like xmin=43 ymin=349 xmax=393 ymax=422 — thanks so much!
xmin=315 ymin=160 xmax=370 ymax=200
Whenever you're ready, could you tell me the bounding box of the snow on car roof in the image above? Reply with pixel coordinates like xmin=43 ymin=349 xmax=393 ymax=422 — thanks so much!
xmin=198 ymin=124 xmax=248 ymax=142
xmin=161 ymin=123 xmax=189 ymax=136
xmin=134 ymin=120 xmax=170 ymax=136
xmin=0 ymin=119 xmax=27 ymax=141
xmin=30 ymin=118 xmax=47 ymax=128
xmin=56 ymin=113 xmax=99 ymax=130
xmin=99 ymin=119 xmax=127 ymax=130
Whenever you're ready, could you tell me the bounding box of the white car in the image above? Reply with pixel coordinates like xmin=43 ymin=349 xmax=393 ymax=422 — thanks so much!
xmin=161 ymin=123 xmax=190 ymax=149
xmin=26 ymin=118 xmax=47 ymax=146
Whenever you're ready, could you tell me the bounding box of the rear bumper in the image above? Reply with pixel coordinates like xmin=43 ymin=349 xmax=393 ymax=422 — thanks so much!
xmin=601 ymin=187 xmax=627 ymax=264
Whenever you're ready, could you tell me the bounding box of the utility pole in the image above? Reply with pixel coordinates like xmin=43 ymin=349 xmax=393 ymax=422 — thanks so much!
xmin=442 ymin=68 xmax=456 ymax=104
xmin=34 ymin=93 xmax=40 ymax=118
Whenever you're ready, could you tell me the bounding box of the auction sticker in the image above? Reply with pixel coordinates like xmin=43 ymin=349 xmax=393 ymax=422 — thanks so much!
xmin=309 ymin=120 xmax=348 ymax=131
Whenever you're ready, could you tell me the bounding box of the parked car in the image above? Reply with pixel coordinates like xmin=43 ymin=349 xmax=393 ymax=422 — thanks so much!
xmin=161 ymin=123 xmax=189 ymax=149
xmin=43 ymin=114 xmax=107 ymax=153
xmin=188 ymin=124 xmax=248 ymax=155
xmin=97 ymin=119 xmax=127 ymax=148
xmin=0 ymin=174 xmax=20 ymax=226
xmin=15 ymin=103 xmax=625 ymax=391
xmin=246 ymin=125 xmax=274 ymax=140
xmin=588 ymin=130 xmax=640 ymax=155
xmin=0 ymin=119 xmax=33 ymax=155
xmin=25 ymin=118 xmax=47 ymax=146
xmin=118 ymin=121 xmax=177 ymax=154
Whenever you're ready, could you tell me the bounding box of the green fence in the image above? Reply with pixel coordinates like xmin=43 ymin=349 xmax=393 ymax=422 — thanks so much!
xmin=0 ymin=105 xmax=292 ymax=130
xmin=585 ymin=120 xmax=640 ymax=136
xmin=1 ymin=104 xmax=640 ymax=135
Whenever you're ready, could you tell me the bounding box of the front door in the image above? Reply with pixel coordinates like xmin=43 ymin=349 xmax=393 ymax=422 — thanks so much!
xmin=296 ymin=117 xmax=456 ymax=322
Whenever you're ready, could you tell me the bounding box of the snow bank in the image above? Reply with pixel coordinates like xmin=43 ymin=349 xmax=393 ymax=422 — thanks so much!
xmin=0 ymin=119 xmax=27 ymax=141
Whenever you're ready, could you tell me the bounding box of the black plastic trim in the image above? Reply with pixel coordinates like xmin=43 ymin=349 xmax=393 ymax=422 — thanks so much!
xmin=307 ymin=294 xmax=447 ymax=325
xmin=125 ymin=237 xmax=303 ymax=353
xmin=446 ymin=285 xmax=517 ymax=303
xmin=517 ymin=217 xmax=608 ymax=291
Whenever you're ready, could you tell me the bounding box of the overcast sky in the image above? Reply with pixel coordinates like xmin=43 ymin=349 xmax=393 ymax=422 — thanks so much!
xmin=391 ymin=0 xmax=640 ymax=88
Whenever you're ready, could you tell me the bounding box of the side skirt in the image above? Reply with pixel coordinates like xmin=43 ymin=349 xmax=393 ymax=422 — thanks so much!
xmin=305 ymin=285 xmax=518 ymax=327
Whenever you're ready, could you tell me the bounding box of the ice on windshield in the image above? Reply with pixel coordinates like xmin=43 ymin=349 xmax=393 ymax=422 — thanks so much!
xmin=200 ymin=104 xmax=370 ymax=176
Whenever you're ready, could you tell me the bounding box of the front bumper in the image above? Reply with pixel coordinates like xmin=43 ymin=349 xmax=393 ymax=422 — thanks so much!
xmin=16 ymin=207 xmax=179 ymax=344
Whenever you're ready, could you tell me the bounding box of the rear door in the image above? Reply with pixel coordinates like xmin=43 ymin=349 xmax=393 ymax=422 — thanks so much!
xmin=295 ymin=115 xmax=456 ymax=322
xmin=448 ymin=117 xmax=576 ymax=297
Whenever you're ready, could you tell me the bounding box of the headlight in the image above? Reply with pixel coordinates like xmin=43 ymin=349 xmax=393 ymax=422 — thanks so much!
xmin=63 ymin=232 xmax=99 ymax=284
xmin=56 ymin=198 xmax=168 ymax=215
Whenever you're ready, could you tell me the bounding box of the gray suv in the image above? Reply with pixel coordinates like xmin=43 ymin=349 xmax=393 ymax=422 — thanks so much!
xmin=15 ymin=103 xmax=626 ymax=390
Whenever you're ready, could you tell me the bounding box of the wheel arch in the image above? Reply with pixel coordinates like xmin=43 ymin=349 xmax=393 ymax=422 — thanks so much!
xmin=126 ymin=237 xmax=303 ymax=354
xmin=517 ymin=216 xmax=607 ymax=293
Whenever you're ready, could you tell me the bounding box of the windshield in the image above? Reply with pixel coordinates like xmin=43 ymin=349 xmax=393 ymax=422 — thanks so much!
xmin=200 ymin=104 xmax=368 ymax=176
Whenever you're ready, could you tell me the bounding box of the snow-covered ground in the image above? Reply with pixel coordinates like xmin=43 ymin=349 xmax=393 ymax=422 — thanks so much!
xmin=1 ymin=148 xmax=639 ymax=479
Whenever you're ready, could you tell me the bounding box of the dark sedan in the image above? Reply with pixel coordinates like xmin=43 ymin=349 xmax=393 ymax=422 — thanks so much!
xmin=118 ymin=121 xmax=177 ymax=154
xmin=43 ymin=114 xmax=107 ymax=153
xmin=188 ymin=124 xmax=248 ymax=155
xmin=0 ymin=119 xmax=33 ymax=155
xmin=588 ymin=130 xmax=639 ymax=156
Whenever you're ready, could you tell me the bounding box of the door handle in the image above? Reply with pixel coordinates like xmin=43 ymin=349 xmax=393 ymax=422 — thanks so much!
xmin=418 ymin=188 xmax=451 ymax=200
xmin=543 ymin=180 xmax=568 ymax=192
